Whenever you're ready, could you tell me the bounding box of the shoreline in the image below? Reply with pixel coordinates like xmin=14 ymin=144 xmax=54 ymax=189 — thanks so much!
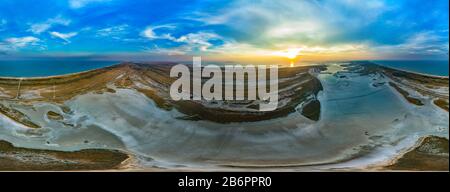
xmin=0 ymin=62 xmax=123 ymax=80
xmin=371 ymin=62 xmax=449 ymax=79
xmin=0 ymin=61 xmax=448 ymax=80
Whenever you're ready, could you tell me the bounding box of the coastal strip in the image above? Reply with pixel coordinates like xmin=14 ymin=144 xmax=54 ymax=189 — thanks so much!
xmin=385 ymin=136 xmax=449 ymax=171
xmin=0 ymin=140 xmax=129 ymax=171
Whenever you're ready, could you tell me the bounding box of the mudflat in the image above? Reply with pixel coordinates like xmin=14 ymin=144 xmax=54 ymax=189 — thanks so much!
xmin=0 ymin=62 xmax=324 ymax=124
xmin=0 ymin=62 xmax=448 ymax=171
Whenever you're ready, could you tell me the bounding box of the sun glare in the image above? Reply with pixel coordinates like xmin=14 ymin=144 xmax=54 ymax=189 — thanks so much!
xmin=272 ymin=48 xmax=301 ymax=59
xmin=290 ymin=61 xmax=295 ymax=67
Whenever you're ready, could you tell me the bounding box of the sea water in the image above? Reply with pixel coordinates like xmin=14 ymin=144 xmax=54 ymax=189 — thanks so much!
xmin=0 ymin=60 xmax=118 ymax=78
xmin=372 ymin=60 xmax=449 ymax=76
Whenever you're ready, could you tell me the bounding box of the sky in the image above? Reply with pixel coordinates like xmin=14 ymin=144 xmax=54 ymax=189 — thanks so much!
xmin=0 ymin=0 xmax=448 ymax=62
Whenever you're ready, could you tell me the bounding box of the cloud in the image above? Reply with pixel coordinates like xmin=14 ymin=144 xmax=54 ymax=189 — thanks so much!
xmin=179 ymin=0 xmax=447 ymax=60
xmin=50 ymin=31 xmax=78 ymax=43
xmin=142 ymin=24 xmax=225 ymax=54
xmin=141 ymin=24 xmax=177 ymax=40
xmin=374 ymin=30 xmax=449 ymax=56
xmin=0 ymin=0 xmax=447 ymax=60
xmin=145 ymin=45 xmax=188 ymax=56
xmin=5 ymin=36 xmax=40 ymax=48
xmin=1 ymin=36 xmax=41 ymax=54
xmin=1 ymin=36 xmax=44 ymax=53
xmin=28 ymin=16 xmax=71 ymax=34
xmin=69 ymin=0 xmax=112 ymax=9
xmin=143 ymin=30 xmax=225 ymax=54
xmin=96 ymin=24 xmax=129 ymax=39
xmin=174 ymin=32 xmax=223 ymax=51
xmin=187 ymin=0 xmax=391 ymax=48
xmin=205 ymin=40 xmax=368 ymax=58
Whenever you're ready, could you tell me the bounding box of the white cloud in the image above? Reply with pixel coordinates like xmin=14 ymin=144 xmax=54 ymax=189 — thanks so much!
xmin=0 ymin=36 xmax=44 ymax=52
xmin=96 ymin=24 xmax=129 ymax=39
xmin=50 ymin=31 xmax=78 ymax=43
xmin=1 ymin=36 xmax=45 ymax=53
xmin=141 ymin=24 xmax=176 ymax=40
xmin=142 ymin=24 xmax=224 ymax=53
xmin=69 ymin=0 xmax=112 ymax=9
xmin=174 ymin=32 xmax=222 ymax=51
xmin=4 ymin=36 xmax=40 ymax=48
xmin=265 ymin=21 xmax=325 ymax=39
xmin=28 ymin=16 xmax=71 ymax=34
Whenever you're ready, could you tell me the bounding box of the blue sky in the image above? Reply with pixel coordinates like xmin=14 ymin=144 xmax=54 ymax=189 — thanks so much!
xmin=0 ymin=0 xmax=448 ymax=62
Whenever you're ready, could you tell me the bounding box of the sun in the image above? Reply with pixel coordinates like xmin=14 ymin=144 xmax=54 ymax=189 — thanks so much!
xmin=271 ymin=48 xmax=301 ymax=67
